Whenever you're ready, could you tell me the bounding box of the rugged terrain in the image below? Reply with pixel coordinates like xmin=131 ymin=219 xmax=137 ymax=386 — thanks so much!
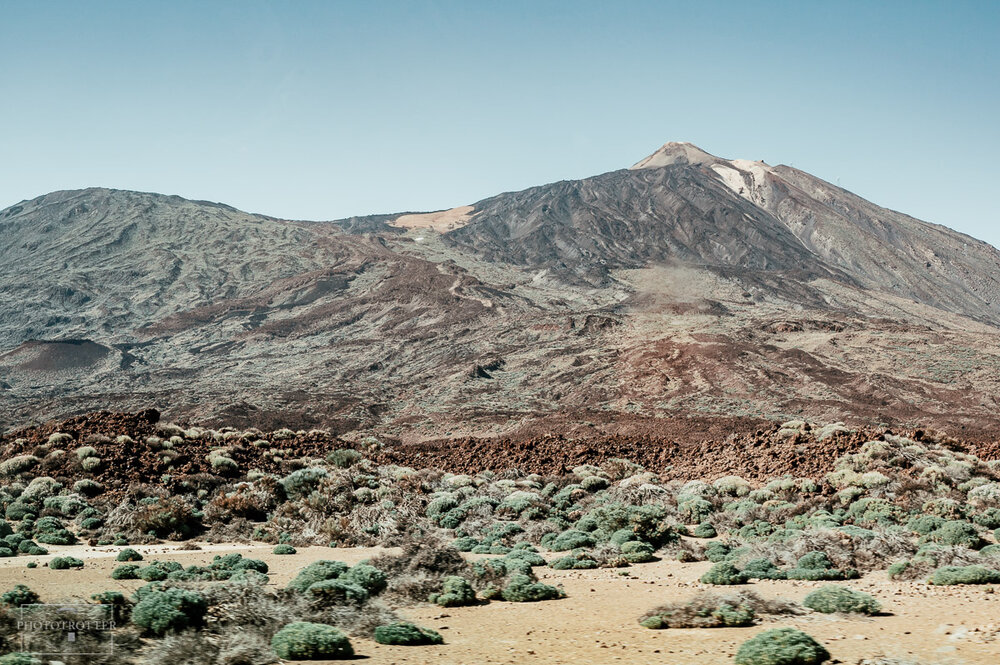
xmin=3 ymin=143 xmax=1000 ymax=438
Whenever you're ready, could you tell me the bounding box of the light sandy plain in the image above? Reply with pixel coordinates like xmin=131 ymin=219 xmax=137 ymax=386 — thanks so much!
xmin=2 ymin=542 xmax=999 ymax=664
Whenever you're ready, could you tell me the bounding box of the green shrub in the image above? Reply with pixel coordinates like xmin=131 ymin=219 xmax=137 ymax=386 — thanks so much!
xmin=907 ymin=514 xmax=945 ymax=534
xmin=924 ymin=520 xmax=983 ymax=549
xmin=326 ymin=448 xmax=363 ymax=468
xmin=887 ymin=560 xmax=910 ymax=580
xmin=452 ymin=536 xmax=479 ymax=552
xmin=374 ymin=622 xmax=444 ymax=646
xmin=34 ymin=517 xmax=76 ymax=545
xmin=1 ymin=584 xmax=40 ymax=607
xmin=280 ymin=468 xmax=329 ymax=499
xmin=131 ymin=588 xmax=207 ymax=635
xmin=929 ymin=565 xmax=1000 ymax=585
xmin=549 ymin=552 xmax=599 ymax=570
xmin=116 ymin=548 xmax=143 ymax=562
xmin=287 ymin=560 xmax=349 ymax=592
xmin=4 ymin=502 xmax=34 ymax=521
xmin=803 ymin=585 xmax=880 ymax=615
xmin=505 ymin=549 xmax=546 ymax=566
xmin=549 ymin=529 xmax=595 ymax=551
xmin=784 ymin=550 xmax=859 ymax=581
xmin=501 ymin=574 xmax=564 ymax=602
xmin=693 ymin=522 xmax=717 ymax=538
xmin=137 ymin=564 xmax=170 ymax=582
xmin=49 ymin=556 xmax=84 ymax=570
xmin=0 ymin=653 xmax=41 ymax=665
xmin=704 ymin=541 xmax=732 ymax=562
xmin=620 ymin=540 xmax=655 ymax=563
xmin=340 ymin=563 xmax=387 ymax=595
xmin=700 ymin=562 xmax=748 ymax=585
xmin=307 ymin=579 xmax=369 ymax=603
xmin=271 ymin=622 xmax=353 ymax=659
xmin=80 ymin=517 xmax=103 ymax=530
xmin=743 ymin=558 xmax=787 ymax=580
xmin=429 ymin=576 xmax=477 ymax=607
xmin=274 ymin=544 xmax=297 ymax=555
xmin=679 ymin=498 xmax=714 ymax=524
xmin=112 ymin=564 xmax=141 ymax=580
xmin=735 ymin=628 xmax=830 ymax=665
xmin=795 ymin=551 xmax=833 ymax=570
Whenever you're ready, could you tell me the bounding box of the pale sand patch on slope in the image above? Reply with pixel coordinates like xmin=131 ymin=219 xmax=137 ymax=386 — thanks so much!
xmin=390 ymin=205 xmax=474 ymax=232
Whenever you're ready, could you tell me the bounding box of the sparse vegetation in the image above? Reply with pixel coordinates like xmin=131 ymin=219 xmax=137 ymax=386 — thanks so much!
xmin=0 ymin=418 xmax=996 ymax=661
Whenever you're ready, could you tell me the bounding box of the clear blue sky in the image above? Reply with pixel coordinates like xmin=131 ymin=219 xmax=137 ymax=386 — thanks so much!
xmin=2 ymin=1 xmax=998 ymax=247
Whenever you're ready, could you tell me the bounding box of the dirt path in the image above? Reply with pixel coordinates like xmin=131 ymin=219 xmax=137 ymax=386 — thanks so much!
xmin=2 ymin=545 xmax=998 ymax=664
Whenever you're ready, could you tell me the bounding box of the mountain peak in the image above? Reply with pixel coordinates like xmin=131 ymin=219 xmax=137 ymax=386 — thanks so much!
xmin=630 ymin=142 xmax=720 ymax=170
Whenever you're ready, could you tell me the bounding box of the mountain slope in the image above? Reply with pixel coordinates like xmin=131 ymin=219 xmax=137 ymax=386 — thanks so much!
xmin=2 ymin=146 xmax=1000 ymax=437
xmin=445 ymin=142 xmax=1000 ymax=325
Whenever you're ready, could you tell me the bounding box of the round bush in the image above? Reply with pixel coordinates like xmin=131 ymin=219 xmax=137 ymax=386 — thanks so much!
xmin=693 ymin=522 xmax=717 ymax=538
xmin=48 ymin=556 xmax=84 ymax=570
xmin=429 ymin=576 xmax=477 ymax=607
xmin=1 ymin=585 xmax=39 ymax=607
xmin=735 ymin=628 xmax=830 ymax=665
xmin=271 ymin=621 xmax=354 ymax=660
xmin=505 ymin=549 xmax=547 ymax=567
xmin=796 ymin=551 xmax=833 ymax=570
xmin=374 ymin=622 xmax=444 ymax=646
xmin=340 ymin=563 xmax=387 ymax=595
xmin=131 ymin=588 xmax=207 ymax=636
xmin=307 ymin=579 xmax=369 ymax=604
xmin=0 ymin=652 xmax=41 ymax=665
xmin=273 ymin=544 xmax=297 ymax=555
xmin=620 ymin=540 xmax=655 ymax=563
xmin=116 ymin=548 xmax=143 ymax=562
xmin=700 ymin=562 xmax=748 ymax=585
xmin=550 ymin=529 xmax=595 ymax=552
xmin=287 ymin=560 xmax=349 ymax=592
xmin=743 ymin=558 xmax=787 ymax=581
xmin=112 ymin=564 xmax=140 ymax=580
xmin=803 ymin=585 xmax=880 ymax=615
xmin=501 ymin=574 xmax=564 ymax=602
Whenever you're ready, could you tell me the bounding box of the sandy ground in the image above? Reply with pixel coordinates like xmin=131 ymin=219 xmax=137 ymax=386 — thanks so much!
xmin=2 ymin=544 xmax=999 ymax=664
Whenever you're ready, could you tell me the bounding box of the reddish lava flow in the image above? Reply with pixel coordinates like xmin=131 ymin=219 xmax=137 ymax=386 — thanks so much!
xmin=3 ymin=410 xmax=997 ymax=489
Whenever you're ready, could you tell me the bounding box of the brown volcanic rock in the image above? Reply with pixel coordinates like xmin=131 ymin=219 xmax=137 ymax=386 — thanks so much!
xmin=4 ymin=410 xmax=997 ymax=485
xmin=3 ymin=145 xmax=1000 ymax=435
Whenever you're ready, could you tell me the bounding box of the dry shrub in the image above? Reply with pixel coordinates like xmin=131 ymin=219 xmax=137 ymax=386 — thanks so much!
xmin=368 ymin=532 xmax=469 ymax=603
xmin=640 ymin=590 xmax=801 ymax=628
xmin=204 ymin=480 xmax=280 ymax=522
xmin=746 ymin=527 xmax=915 ymax=573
